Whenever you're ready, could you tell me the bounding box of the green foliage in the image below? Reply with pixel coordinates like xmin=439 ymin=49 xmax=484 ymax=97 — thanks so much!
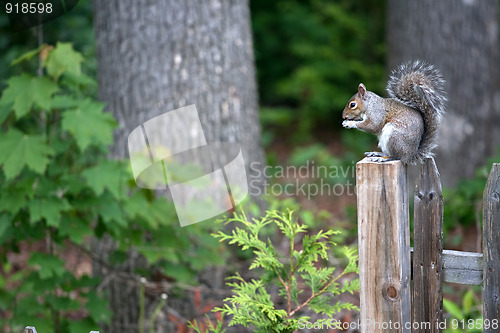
xmin=0 ymin=129 xmax=54 ymax=179
xmin=251 ymin=0 xmax=385 ymax=139
xmin=210 ymin=209 xmax=358 ymax=332
xmin=288 ymin=143 xmax=356 ymax=185
xmin=0 ymin=43 xmax=225 ymax=331
xmin=289 ymin=144 xmax=338 ymax=167
xmin=442 ymin=152 xmax=500 ymax=240
xmin=44 ymin=42 xmax=84 ymax=80
xmin=259 ymin=107 xmax=295 ymax=148
xmin=0 ymin=1 xmax=96 ymax=86
xmin=444 ymin=288 xmax=482 ymax=333
xmin=188 ymin=314 xmax=226 ymax=333
xmin=2 ymin=74 xmax=59 ymax=118
xmin=61 ymin=98 xmax=116 ymax=151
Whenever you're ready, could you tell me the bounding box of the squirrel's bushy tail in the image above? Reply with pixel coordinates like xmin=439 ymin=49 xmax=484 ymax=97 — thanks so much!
xmin=387 ymin=60 xmax=447 ymax=163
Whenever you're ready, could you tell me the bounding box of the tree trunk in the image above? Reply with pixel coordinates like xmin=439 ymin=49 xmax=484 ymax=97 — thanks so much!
xmin=387 ymin=0 xmax=500 ymax=187
xmin=93 ymin=1 xmax=265 ymax=331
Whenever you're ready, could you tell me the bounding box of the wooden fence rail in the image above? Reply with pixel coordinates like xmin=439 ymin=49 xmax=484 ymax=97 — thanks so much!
xmin=356 ymin=158 xmax=500 ymax=333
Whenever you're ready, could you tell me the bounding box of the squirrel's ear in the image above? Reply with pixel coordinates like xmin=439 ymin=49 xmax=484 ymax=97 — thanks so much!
xmin=358 ymin=83 xmax=367 ymax=98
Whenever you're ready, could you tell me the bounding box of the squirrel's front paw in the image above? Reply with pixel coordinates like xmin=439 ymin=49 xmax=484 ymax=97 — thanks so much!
xmin=342 ymin=120 xmax=358 ymax=129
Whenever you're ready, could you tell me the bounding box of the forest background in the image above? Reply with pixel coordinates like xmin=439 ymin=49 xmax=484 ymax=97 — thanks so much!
xmin=0 ymin=0 xmax=499 ymax=332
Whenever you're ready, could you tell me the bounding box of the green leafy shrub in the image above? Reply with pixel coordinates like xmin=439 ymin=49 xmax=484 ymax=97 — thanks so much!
xmin=0 ymin=1 xmax=95 ymax=86
xmin=0 ymin=43 xmax=225 ymax=332
xmin=205 ymin=209 xmax=358 ymax=332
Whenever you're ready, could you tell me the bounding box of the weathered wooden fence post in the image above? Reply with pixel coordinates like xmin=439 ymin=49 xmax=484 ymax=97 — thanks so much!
xmin=357 ymin=158 xmax=411 ymax=333
xmin=483 ymin=163 xmax=500 ymax=331
xmin=412 ymin=158 xmax=443 ymax=333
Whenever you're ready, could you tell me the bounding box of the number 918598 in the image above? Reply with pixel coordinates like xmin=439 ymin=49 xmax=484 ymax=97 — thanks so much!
xmin=6 ymin=2 xmax=53 ymax=14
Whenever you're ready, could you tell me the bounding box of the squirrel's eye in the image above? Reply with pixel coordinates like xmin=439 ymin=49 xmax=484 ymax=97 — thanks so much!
xmin=349 ymin=102 xmax=357 ymax=109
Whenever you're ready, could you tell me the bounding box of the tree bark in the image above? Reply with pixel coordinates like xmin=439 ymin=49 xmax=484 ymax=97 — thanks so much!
xmin=387 ymin=0 xmax=500 ymax=187
xmin=93 ymin=1 xmax=265 ymax=331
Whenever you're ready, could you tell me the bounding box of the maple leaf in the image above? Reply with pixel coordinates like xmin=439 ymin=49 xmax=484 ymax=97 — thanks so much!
xmin=28 ymin=197 xmax=71 ymax=227
xmin=0 ymin=74 xmax=58 ymax=118
xmin=61 ymin=98 xmax=116 ymax=151
xmin=44 ymin=42 xmax=84 ymax=80
xmin=0 ymin=129 xmax=54 ymax=179
xmin=82 ymin=159 xmax=127 ymax=198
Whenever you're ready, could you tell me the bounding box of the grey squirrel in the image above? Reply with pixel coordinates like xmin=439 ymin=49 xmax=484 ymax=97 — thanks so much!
xmin=342 ymin=60 xmax=446 ymax=164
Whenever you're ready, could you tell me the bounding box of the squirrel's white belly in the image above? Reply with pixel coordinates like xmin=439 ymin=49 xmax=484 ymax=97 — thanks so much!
xmin=378 ymin=123 xmax=394 ymax=154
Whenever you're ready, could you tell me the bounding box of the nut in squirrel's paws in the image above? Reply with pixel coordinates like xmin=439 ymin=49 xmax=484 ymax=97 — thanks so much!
xmin=342 ymin=120 xmax=359 ymax=129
